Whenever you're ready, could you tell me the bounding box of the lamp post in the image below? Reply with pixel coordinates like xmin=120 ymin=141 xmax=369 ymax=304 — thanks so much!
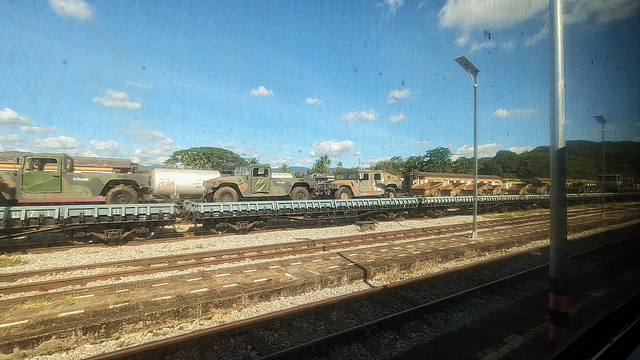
xmin=549 ymin=0 xmax=569 ymax=342
xmin=595 ymin=115 xmax=606 ymax=217
xmin=455 ymin=55 xmax=480 ymax=239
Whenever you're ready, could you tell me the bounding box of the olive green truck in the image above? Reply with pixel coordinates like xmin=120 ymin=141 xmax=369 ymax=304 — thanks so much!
xmin=202 ymin=164 xmax=318 ymax=202
xmin=0 ymin=153 xmax=152 ymax=205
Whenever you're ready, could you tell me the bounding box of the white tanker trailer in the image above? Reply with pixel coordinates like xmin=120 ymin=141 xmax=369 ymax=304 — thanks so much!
xmin=149 ymin=168 xmax=294 ymax=200
xmin=150 ymin=168 xmax=221 ymax=199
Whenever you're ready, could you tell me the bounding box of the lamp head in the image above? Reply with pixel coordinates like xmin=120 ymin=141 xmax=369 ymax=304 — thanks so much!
xmin=455 ymin=55 xmax=479 ymax=76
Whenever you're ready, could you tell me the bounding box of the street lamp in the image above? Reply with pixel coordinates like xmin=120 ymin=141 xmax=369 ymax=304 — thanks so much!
xmin=595 ymin=115 xmax=606 ymax=217
xmin=455 ymin=55 xmax=480 ymax=239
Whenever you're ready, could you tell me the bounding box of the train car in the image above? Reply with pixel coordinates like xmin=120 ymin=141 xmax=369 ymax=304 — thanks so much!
xmin=2 ymin=192 xmax=638 ymax=245
xmin=405 ymin=172 xmax=504 ymax=197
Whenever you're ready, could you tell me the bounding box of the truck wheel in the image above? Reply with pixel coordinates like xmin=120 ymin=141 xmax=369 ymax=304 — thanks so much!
xmin=290 ymin=187 xmax=311 ymax=200
xmin=106 ymin=185 xmax=138 ymax=204
xmin=334 ymin=187 xmax=352 ymax=199
xmin=213 ymin=187 xmax=239 ymax=202
xmin=383 ymin=188 xmax=396 ymax=198
xmin=432 ymin=189 xmax=442 ymax=197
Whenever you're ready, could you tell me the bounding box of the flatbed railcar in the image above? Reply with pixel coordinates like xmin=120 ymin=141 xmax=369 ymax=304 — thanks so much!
xmin=1 ymin=193 xmax=637 ymax=246
xmin=1 ymin=203 xmax=176 ymax=246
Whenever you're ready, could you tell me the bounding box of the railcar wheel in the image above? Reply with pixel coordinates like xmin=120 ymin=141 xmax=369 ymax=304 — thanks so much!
xmin=213 ymin=187 xmax=239 ymax=202
xmin=290 ymin=187 xmax=311 ymax=200
xmin=384 ymin=188 xmax=397 ymax=198
xmin=335 ymin=187 xmax=352 ymax=199
xmin=106 ymin=185 xmax=138 ymax=204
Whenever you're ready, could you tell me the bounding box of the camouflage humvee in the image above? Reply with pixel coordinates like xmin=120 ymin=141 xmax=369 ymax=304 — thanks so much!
xmin=202 ymin=164 xmax=317 ymax=202
xmin=0 ymin=153 xmax=151 ymax=205
xmin=318 ymin=169 xmax=403 ymax=199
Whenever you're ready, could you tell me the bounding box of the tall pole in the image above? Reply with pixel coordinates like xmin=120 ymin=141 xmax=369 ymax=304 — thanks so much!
xmin=595 ymin=115 xmax=606 ymax=217
xmin=454 ymin=55 xmax=480 ymax=240
xmin=472 ymin=72 xmax=478 ymax=239
xmin=549 ymin=0 xmax=569 ymax=342
xmin=601 ymin=120 xmax=605 ymax=217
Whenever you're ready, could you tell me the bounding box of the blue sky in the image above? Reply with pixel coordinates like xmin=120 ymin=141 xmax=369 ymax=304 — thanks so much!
xmin=1 ymin=0 xmax=639 ymax=168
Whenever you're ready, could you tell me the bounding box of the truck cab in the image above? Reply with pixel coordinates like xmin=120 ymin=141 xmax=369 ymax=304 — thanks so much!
xmin=318 ymin=169 xmax=403 ymax=199
xmin=203 ymin=164 xmax=316 ymax=202
xmin=0 ymin=153 xmax=151 ymax=204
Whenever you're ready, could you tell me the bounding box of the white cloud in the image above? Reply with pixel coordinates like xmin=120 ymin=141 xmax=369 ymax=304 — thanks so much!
xmin=633 ymin=137 xmax=640 ymax=143
xmin=127 ymin=82 xmax=153 ymax=90
xmin=0 ymin=108 xmax=32 ymax=127
xmin=382 ymin=0 xmax=404 ymax=14
xmin=295 ymin=158 xmax=313 ymax=167
xmin=469 ymin=40 xmax=514 ymax=53
xmin=441 ymin=0 xmax=640 ymax=48
xmin=455 ymin=143 xmax=501 ymax=158
xmin=564 ymin=0 xmax=640 ymax=27
xmin=90 ymin=140 xmax=123 ymax=157
xmin=306 ymin=97 xmax=323 ymax=105
xmin=49 ymin=0 xmax=93 ymax=20
xmin=131 ymin=148 xmax=171 ymax=165
xmin=387 ymin=89 xmax=411 ymax=104
xmin=389 ymin=112 xmax=406 ymax=122
xmin=491 ymin=108 xmax=535 ymax=118
xmin=439 ymin=0 xmax=547 ymax=32
xmin=507 ymin=146 xmax=534 ymax=154
xmin=214 ymin=142 xmax=248 ymax=156
xmin=20 ymin=125 xmax=58 ymax=136
xmin=309 ymin=140 xmax=356 ymax=157
xmin=125 ymin=128 xmax=180 ymax=164
xmin=93 ymin=90 xmax=141 ymax=109
xmin=215 ymin=142 xmax=236 ymax=149
xmin=343 ymin=110 xmax=377 ymax=123
xmin=250 ymin=86 xmax=274 ymax=97
xmin=270 ymin=156 xmax=294 ymax=167
xmin=131 ymin=138 xmax=180 ymax=165
xmin=415 ymin=140 xmax=431 ymax=146
xmin=34 ymin=136 xmax=82 ymax=152
xmin=456 ymin=33 xmax=470 ymax=46
xmin=0 ymin=134 xmax=23 ymax=152
xmin=361 ymin=156 xmax=392 ymax=168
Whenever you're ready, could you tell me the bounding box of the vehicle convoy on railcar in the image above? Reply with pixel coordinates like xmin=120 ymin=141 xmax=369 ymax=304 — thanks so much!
xmin=0 ymin=152 xmax=227 ymax=205
xmin=0 ymin=153 xmax=153 ymax=205
xmin=202 ymin=164 xmax=319 ymax=202
xmin=316 ymin=169 xmax=403 ymax=199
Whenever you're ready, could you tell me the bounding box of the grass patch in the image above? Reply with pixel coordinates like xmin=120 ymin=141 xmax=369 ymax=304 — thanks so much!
xmin=14 ymin=298 xmax=55 ymax=310
xmin=0 ymin=254 xmax=26 ymax=267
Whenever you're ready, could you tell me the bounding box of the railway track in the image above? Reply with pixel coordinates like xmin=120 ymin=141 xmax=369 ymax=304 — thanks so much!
xmin=0 ymin=204 xmax=637 ymax=357
xmin=90 ymin=217 xmax=640 ymax=359
xmin=0 ymin=207 xmax=625 ymax=296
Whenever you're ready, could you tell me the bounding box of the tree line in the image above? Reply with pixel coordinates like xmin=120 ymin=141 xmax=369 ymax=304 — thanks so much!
xmin=165 ymin=141 xmax=639 ymax=181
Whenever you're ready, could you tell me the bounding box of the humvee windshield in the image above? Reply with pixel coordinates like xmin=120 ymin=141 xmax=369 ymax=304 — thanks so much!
xmin=235 ymin=165 xmax=250 ymax=176
xmin=337 ymin=170 xmax=359 ymax=180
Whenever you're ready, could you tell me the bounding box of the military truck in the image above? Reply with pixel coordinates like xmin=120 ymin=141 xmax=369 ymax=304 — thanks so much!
xmin=0 ymin=153 xmax=152 ymax=205
xmin=318 ymin=169 xmax=403 ymax=199
xmin=202 ymin=164 xmax=317 ymax=202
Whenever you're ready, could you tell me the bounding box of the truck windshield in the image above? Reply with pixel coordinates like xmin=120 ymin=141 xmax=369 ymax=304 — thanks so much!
xmin=235 ymin=165 xmax=250 ymax=176
xmin=337 ymin=170 xmax=359 ymax=180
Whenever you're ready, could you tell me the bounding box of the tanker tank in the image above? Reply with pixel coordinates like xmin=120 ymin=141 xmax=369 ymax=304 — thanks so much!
xmin=150 ymin=168 xmax=221 ymax=199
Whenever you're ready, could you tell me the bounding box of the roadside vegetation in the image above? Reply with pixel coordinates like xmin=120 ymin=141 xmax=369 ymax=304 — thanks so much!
xmin=0 ymin=254 xmax=26 ymax=267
